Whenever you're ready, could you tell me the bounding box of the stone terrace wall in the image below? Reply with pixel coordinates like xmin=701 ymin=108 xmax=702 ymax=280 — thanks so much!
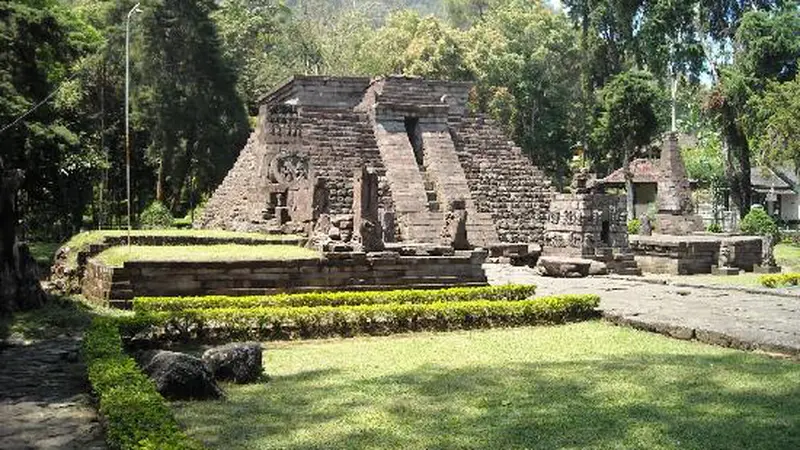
xmin=451 ymin=116 xmax=554 ymax=243
xmin=51 ymin=234 xmax=304 ymax=294
xmin=83 ymin=250 xmax=489 ymax=307
xmin=629 ymin=235 xmax=762 ymax=275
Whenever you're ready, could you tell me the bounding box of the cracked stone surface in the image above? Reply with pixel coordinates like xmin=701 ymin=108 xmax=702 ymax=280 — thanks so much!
xmin=484 ymin=264 xmax=800 ymax=355
xmin=0 ymin=336 xmax=105 ymax=450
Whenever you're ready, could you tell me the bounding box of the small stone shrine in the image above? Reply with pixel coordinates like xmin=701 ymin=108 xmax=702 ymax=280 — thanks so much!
xmin=541 ymin=170 xmax=640 ymax=275
xmin=198 ymin=75 xmax=554 ymax=252
xmin=655 ymin=132 xmax=704 ymax=235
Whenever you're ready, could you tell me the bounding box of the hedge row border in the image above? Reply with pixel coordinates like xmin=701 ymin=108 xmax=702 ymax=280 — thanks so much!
xmin=760 ymin=273 xmax=800 ymax=288
xmin=120 ymin=294 xmax=600 ymax=343
xmin=83 ymin=318 xmax=203 ymax=450
xmin=133 ymin=285 xmax=538 ymax=313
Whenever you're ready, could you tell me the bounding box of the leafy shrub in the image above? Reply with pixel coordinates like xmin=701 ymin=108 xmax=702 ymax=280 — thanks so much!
xmin=133 ymin=285 xmax=538 ymax=313
xmin=706 ymin=222 xmax=723 ymax=233
xmin=140 ymin=201 xmax=174 ymax=230
xmin=84 ymin=318 xmax=203 ymax=450
xmin=759 ymin=273 xmax=800 ymax=288
xmin=119 ymin=294 xmax=600 ymax=342
xmin=627 ymin=219 xmax=641 ymax=235
xmin=740 ymin=206 xmax=780 ymax=241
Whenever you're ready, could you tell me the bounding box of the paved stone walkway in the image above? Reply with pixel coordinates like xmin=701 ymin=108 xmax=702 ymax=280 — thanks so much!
xmin=485 ymin=264 xmax=800 ymax=355
xmin=0 ymin=334 xmax=105 ymax=449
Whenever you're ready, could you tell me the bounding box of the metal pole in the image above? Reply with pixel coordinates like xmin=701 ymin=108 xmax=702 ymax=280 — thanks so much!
xmin=126 ymin=3 xmax=140 ymax=248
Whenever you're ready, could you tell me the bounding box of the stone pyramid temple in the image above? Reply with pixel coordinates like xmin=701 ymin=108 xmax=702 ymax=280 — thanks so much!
xmin=198 ymin=75 xmax=554 ymax=247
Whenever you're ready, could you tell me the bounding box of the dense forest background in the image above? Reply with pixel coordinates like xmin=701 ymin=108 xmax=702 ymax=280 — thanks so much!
xmin=1 ymin=0 xmax=798 ymax=239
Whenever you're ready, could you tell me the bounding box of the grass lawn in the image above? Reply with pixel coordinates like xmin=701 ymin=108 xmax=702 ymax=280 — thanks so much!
xmin=776 ymin=243 xmax=800 ymax=271
xmin=60 ymin=229 xmax=303 ymax=270
xmin=27 ymin=241 xmax=61 ymax=267
xmin=174 ymin=322 xmax=800 ymax=450
xmin=95 ymin=244 xmax=320 ymax=267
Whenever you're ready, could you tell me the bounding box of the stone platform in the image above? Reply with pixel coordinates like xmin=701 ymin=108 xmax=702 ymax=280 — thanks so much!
xmin=83 ymin=250 xmax=488 ymax=308
xmin=629 ymin=234 xmax=762 ymax=275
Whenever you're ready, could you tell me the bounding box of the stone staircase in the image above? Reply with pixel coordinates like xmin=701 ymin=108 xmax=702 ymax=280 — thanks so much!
xmin=372 ymin=118 xmax=442 ymax=243
xmin=422 ymin=170 xmax=440 ymax=212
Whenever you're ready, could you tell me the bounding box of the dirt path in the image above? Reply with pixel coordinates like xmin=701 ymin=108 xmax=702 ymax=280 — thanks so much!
xmin=0 ymin=305 xmax=105 ymax=449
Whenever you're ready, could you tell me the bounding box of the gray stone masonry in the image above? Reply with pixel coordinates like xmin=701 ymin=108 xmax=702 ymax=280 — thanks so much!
xmin=200 ymin=75 xmax=554 ymax=247
xmin=83 ymin=249 xmax=489 ymax=307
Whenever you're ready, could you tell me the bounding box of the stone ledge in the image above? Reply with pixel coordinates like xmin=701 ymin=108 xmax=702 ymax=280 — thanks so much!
xmin=603 ymin=313 xmax=800 ymax=357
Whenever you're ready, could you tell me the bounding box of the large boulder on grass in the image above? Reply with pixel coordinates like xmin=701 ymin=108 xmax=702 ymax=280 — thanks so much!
xmin=203 ymin=342 xmax=263 ymax=383
xmin=142 ymin=350 xmax=223 ymax=400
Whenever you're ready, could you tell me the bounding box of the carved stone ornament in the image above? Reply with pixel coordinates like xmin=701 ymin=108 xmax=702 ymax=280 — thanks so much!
xmin=267 ymin=150 xmax=309 ymax=184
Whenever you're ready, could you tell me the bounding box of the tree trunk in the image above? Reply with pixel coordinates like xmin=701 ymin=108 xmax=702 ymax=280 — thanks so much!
xmin=722 ymin=105 xmax=751 ymax=218
xmin=156 ymin=155 xmax=165 ymax=203
xmin=0 ymin=166 xmax=45 ymax=313
xmin=623 ymin=144 xmax=635 ymax=221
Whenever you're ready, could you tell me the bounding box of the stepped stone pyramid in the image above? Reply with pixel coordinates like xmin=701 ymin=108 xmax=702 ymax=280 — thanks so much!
xmin=198 ymin=75 xmax=554 ymax=247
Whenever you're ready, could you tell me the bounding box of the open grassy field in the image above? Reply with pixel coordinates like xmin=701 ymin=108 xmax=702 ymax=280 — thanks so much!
xmin=174 ymin=322 xmax=800 ymax=450
xmin=95 ymin=244 xmax=320 ymax=267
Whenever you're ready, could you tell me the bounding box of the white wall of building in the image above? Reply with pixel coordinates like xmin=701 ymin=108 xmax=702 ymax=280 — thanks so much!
xmin=780 ymin=194 xmax=800 ymax=222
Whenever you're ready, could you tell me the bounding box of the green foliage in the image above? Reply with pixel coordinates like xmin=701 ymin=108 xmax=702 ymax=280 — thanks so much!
xmin=119 ymin=294 xmax=600 ymax=342
xmin=591 ymin=70 xmax=664 ymax=169
xmin=133 ymin=285 xmax=538 ymax=312
xmin=681 ymin=130 xmax=726 ymax=188
xmin=627 ymin=219 xmax=641 ymax=235
xmin=759 ymin=273 xmax=800 ymax=288
xmin=83 ymin=318 xmax=203 ymax=450
xmin=0 ymin=0 xmax=105 ymax=238
xmin=740 ymin=207 xmax=780 ymax=241
xmin=706 ymin=222 xmax=723 ymax=233
xmin=139 ymin=201 xmax=173 ymax=230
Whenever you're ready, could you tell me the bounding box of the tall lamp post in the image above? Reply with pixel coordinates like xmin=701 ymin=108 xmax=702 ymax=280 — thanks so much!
xmin=125 ymin=2 xmax=142 ymax=247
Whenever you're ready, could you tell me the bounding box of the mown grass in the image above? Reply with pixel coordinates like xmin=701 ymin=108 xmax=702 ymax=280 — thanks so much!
xmin=27 ymin=241 xmax=61 ymax=267
xmin=776 ymin=243 xmax=800 ymax=271
xmin=95 ymin=244 xmax=320 ymax=267
xmin=174 ymin=322 xmax=800 ymax=450
xmin=64 ymin=229 xmax=300 ymax=251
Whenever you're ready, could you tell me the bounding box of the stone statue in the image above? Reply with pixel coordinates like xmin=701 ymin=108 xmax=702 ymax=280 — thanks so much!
xmin=640 ymin=216 xmax=652 ymax=236
xmin=762 ymin=235 xmax=777 ymax=267
xmin=718 ymin=241 xmax=731 ymax=268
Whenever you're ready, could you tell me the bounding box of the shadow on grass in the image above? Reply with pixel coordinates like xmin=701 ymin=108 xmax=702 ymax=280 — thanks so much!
xmin=178 ymin=353 xmax=800 ymax=450
xmin=0 ymin=295 xmax=96 ymax=343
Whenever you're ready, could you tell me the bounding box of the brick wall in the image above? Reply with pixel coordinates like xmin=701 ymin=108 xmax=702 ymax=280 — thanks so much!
xmin=83 ymin=250 xmax=489 ymax=307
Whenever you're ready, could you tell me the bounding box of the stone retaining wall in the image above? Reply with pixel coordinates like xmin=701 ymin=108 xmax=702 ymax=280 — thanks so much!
xmin=51 ymin=234 xmax=304 ymax=294
xmin=629 ymin=235 xmax=762 ymax=275
xmin=83 ymin=250 xmax=489 ymax=308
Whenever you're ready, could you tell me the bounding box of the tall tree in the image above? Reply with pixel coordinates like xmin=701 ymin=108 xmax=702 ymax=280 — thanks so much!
xmin=136 ymin=0 xmax=249 ymax=211
xmin=0 ymin=0 xmax=103 ymax=238
xmin=591 ymin=70 xmax=664 ymax=220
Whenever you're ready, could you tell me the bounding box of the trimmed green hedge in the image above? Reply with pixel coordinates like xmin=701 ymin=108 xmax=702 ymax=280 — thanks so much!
xmin=120 ymin=294 xmax=599 ymax=342
xmin=759 ymin=273 xmax=800 ymax=288
xmin=133 ymin=285 xmax=538 ymax=313
xmin=84 ymin=318 xmax=203 ymax=450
